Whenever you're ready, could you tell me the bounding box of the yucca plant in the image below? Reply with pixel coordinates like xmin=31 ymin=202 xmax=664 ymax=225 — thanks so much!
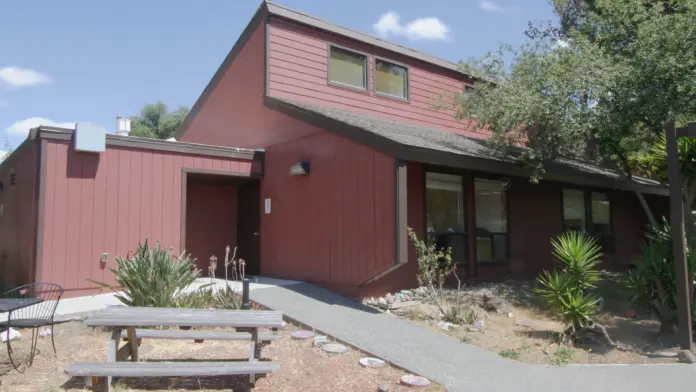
xmin=536 ymin=232 xmax=602 ymax=336
xmin=91 ymin=239 xmax=204 ymax=307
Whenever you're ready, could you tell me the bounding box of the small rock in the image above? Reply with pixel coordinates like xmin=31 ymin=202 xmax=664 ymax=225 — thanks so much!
xmin=39 ymin=327 xmax=52 ymax=337
xmin=678 ymin=350 xmax=696 ymax=364
xmin=385 ymin=294 xmax=394 ymax=304
xmin=507 ymin=312 xmax=514 ymax=318
xmin=378 ymin=384 xmax=390 ymax=392
xmin=467 ymin=327 xmax=480 ymax=333
xmin=516 ymin=320 xmax=534 ymax=328
xmin=474 ymin=320 xmax=485 ymax=330
xmin=314 ymin=335 xmax=328 ymax=346
xmin=438 ymin=321 xmax=458 ymax=331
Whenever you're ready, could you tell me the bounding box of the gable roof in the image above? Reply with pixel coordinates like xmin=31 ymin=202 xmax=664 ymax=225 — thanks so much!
xmin=265 ymin=2 xmax=467 ymax=78
xmin=175 ymin=1 xmax=472 ymax=141
xmin=265 ymin=96 xmax=667 ymax=196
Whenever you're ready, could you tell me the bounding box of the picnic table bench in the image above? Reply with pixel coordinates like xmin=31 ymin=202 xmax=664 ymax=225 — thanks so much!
xmin=64 ymin=306 xmax=284 ymax=392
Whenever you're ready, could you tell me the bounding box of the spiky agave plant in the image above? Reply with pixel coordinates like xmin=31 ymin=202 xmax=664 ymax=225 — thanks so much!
xmin=536 ymin=232 xmax=602 ymax=333
xmin=91 ymin=239 xmax=203 ymax=307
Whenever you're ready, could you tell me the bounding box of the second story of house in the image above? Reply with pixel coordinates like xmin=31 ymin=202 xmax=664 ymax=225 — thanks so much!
xmin=176 ymin=1 xmax=484 ymax=148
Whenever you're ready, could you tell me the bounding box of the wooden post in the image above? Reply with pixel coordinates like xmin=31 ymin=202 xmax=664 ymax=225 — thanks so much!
xmin=666 ymin=120 xmax=694 ymax=351
xmin=242 ymin=278 xmax=250 ymax=310
xmin=126 ymin=327 xmax=139 ymax=362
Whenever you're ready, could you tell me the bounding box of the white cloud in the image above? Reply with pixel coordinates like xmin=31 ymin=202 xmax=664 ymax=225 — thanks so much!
xmin=554 ymin=39 xmax=570 ymax=48
xmin=373 ymin=12 xmax=450 ymax=41
xmin=479 ymin=1 xmax=506 ymax=13
xmin=6 ymin=117 xmax=76 ymax=136
xmin=0 ymin=67 xmax=52 ymax=88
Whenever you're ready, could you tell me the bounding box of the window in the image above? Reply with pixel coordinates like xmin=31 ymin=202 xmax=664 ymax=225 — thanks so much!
xmin=562 ymin=189 xmax=586 ymax=232
xmin=328 ymin=46 xmax=367 ymax=91
xmin=375 ymin=59 xmax=408 ymax=99
xmin=425 ymin=172 xmax=466 ymax=262
xmin=474 ymin=178 xmax=508 ymax=263
xmin=562 ymin=189 xmax=613 ymax=253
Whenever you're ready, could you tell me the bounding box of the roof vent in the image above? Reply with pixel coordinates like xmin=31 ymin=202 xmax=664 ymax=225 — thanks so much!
xmin=116 ymin=115 xmax=131 ymax=136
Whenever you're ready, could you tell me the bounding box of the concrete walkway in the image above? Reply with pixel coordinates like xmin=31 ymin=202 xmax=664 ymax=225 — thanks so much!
xmin=250 ymin=283 xmax=696 ymax=392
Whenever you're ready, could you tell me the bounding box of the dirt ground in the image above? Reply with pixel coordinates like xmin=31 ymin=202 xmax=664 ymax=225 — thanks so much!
xmin=0 ymin=321 xmax=443 ymax=392
xmin=399 ymin=274 xmax=682 ymax=365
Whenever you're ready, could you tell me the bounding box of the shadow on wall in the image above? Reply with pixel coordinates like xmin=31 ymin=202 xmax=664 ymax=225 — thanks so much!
xmin=66 ymin=148 xmax=100 ymax=179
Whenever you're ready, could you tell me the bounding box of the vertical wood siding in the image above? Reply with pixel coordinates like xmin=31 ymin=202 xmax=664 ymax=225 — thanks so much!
xmin=181 ymin=22 xmax=320 ymax=149
xmin=0 ymin=142 xmax=39 ymax=289
xmin=267 ymin=16 xmax=483 ymax=139
xmin=260 ymin=130 xmax=395 ymax=289
xmin=40 ymin=141 xmax=255 ymax=297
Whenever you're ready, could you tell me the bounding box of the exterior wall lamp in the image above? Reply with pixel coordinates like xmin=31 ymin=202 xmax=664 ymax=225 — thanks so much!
xmin=289 ymin=161 xmax=311 ymax=176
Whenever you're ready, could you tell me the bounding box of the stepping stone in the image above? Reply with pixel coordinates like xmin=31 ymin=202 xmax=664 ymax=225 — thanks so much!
xmin=291 ymin=330 xmax=314 ymax=339
xmin=360 ymin=357 xmax=387 ymax=368
xmin=401 ymin=374 xmax=430 ymax=387
xmin=323 ymin=343 xmax=348 ymax=354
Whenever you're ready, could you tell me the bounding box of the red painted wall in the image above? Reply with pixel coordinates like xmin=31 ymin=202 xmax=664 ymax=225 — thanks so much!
xmin=185 ymin=183 xmax=238 ymax=271
xmin=260 ymin=130 xmax=395 ymax=293
xmin=180 ymin=22 xmax=320 ymax=149
xmin=40 ymin=141 xmax=255 ymax=297
xmin=0 ymin=141 xmax=39 ymax=290
xmin=267 ymin=16 xmax=483 ymax=138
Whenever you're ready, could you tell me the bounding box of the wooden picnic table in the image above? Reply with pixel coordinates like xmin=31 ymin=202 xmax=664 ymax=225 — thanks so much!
xmin=65 ymin=306 xmax=284 ymax=392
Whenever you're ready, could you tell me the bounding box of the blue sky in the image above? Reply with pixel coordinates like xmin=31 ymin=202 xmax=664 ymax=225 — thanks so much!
xmin=0 ymin=0 xmax=557 ymax=148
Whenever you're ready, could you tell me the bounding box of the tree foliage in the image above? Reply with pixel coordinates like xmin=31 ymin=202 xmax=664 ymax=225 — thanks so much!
xmin=130 ymin=101 xmax=189 ymax=140
xmin=454 ymin=0 xmax=696 ymax=222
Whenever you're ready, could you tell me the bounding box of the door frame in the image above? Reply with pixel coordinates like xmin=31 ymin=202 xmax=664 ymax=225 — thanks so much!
xmin=180 ymin=167 xmax=261 ymax=253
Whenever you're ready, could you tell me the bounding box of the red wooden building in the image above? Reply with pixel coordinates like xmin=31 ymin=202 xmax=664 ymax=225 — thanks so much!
xmin=0 ymin=2 xmax=667 ymax=298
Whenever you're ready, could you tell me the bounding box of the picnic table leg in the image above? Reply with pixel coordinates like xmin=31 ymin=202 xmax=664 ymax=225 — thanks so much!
xmin=104 ymin=327 xmax=121 ymax=392
xmin=126 ymin=327 xmax=139 ymax=362
xmin=248 ymin=327 xmax=258 ymax=386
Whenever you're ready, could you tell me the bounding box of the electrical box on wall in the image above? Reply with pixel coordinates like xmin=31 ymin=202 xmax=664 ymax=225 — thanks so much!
xmin=74 ymin=123 xmax=106 ymax=153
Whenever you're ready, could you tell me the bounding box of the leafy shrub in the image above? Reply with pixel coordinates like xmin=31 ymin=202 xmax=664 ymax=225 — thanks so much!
xmin=498 ymin=348 xmax=521 ymax=360
xmin=215 ymin=285 xmax=243 ymax=310
xmin=549 ymin=346 xmax=575 ymax=366
xmin=408 ymin=228 xmax=462 ymax=318
xmin=91 ymin=240 xmax=204 ymax=307
xmin=460 ymin=335 xmax=473 ymax=344
xmin=176 ymin=287 xmax=216 ymax=309
xmin=535 ymin=232 xmax=601 ymax=333
xmin=625 ymin=217 xmax=696 ymax=333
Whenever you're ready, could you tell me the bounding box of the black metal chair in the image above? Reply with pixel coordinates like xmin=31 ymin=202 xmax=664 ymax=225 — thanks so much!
xmin=1 ymin=282 xmax=64 ymax=371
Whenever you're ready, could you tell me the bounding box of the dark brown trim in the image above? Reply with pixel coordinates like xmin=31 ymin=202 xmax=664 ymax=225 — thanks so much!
xmin=359 ymin=263 xmax=408 ymax=287
xmin=181 ymin=167 xmax=262 ymax=179
xmin=174 ymin=2 xmax=269 ymax=141
xmin=180 ymin=167 xmax=261 ymax=253
xmin=676 ymin=122 xmax=696 ymax=138
xmin=373 ymin=56 xmax=410 ymax=102
xmin=34 ymin=139 xmax=48 ymax=283
xmin=34 ymin=126 xmax=263 ymax=161
xmin=264 ymin=96 xmax=667 ymax=196
xmin=264 ymin=12 xmax=271 ymax=98
xmin=180 ymin=170 xmax=188 ymax=252
xmin=327 ymin=43 xmax=370 ymax=93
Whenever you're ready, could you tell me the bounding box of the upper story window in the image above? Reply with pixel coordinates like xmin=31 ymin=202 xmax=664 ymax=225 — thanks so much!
xmin=328 ymin=45 xmax=367 ymax=91
xmin=562 ymin=189 xmax=613 ymax=253
xmin=375 ymin=59 xmax=408 ymax=100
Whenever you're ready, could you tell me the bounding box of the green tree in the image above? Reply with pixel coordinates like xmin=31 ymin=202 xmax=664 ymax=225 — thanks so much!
xmin=453 ymin=0 xmax=696 ymax=225
xmin=130 ymin=101 xmax=189 ymax=140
